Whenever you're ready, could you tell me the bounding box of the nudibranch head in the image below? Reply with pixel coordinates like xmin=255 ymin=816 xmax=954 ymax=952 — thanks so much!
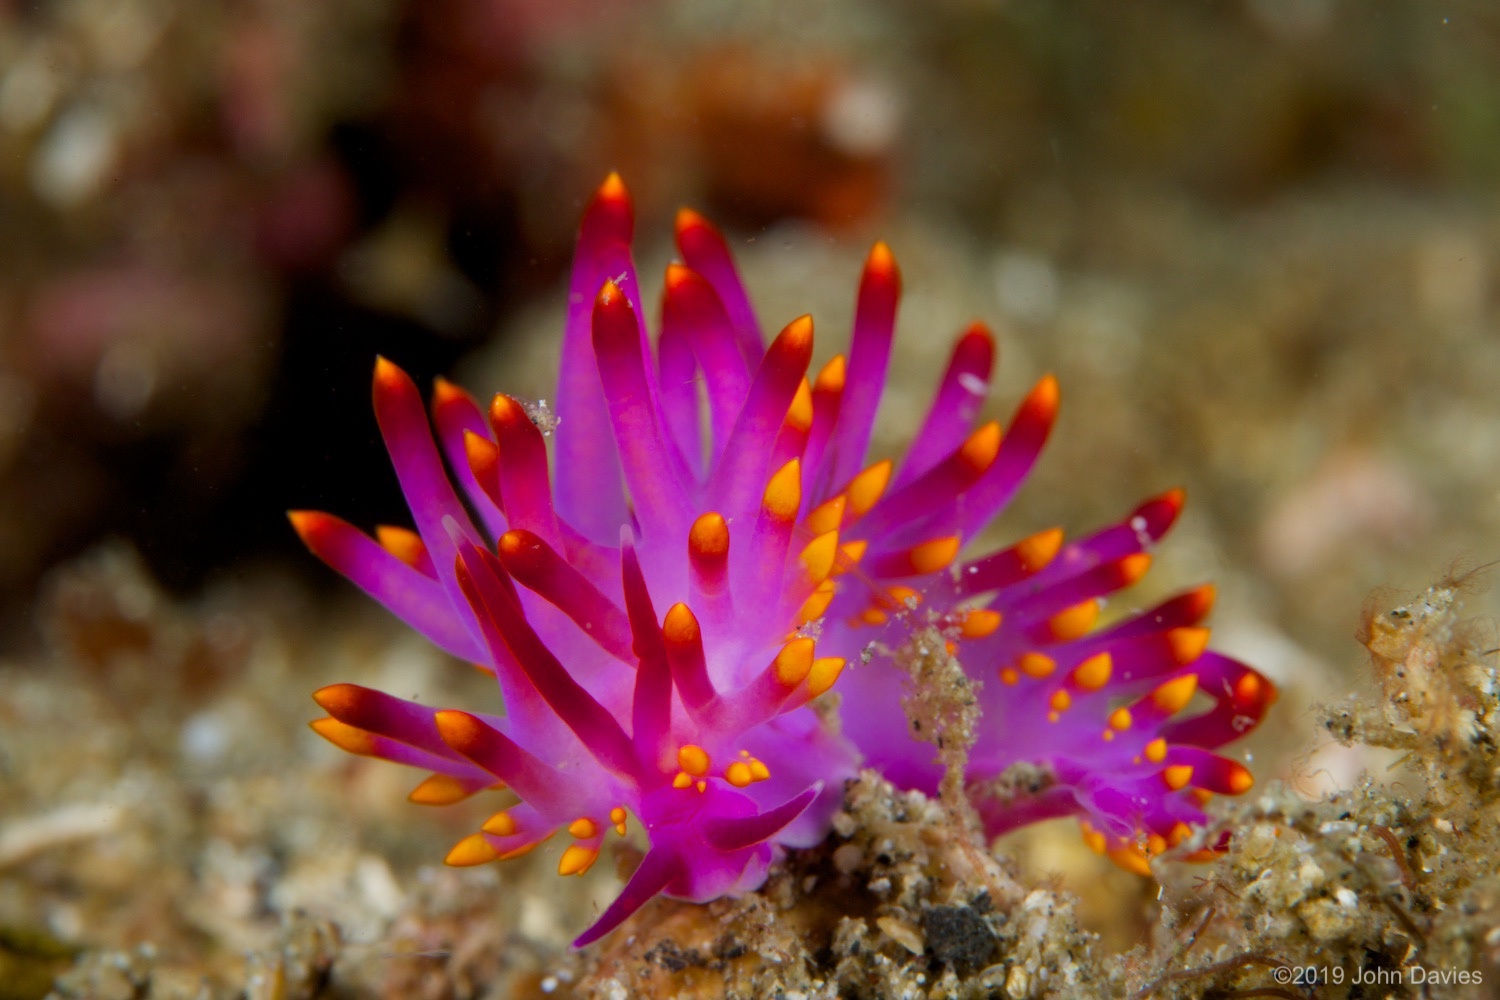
xmin=294 ymin=173 xmax=1274 ymax=945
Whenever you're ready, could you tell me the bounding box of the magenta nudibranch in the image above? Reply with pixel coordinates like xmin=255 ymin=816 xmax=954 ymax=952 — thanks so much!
xmin=293 ymin=174 xmax=1274 ymax=946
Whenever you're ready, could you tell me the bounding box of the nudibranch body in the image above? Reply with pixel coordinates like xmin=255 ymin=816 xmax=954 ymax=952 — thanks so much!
xmin=830 ymin=485 xmax=1276 ymax=871
xmin=294 ymin=173 xmax=1274 ymax=946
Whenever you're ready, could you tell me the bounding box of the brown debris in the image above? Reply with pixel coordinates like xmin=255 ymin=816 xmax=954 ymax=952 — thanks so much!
xmin=894 ymin=624 xmax=983 ymax=821
xmin=575 ymin=771 xmax=1101 ymax=1000
xmin=1118 ymin=580 xmax=1500 ymax=998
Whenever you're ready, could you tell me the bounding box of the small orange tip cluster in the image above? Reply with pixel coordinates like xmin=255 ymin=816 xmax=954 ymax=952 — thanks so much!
xmin=726 ymin=751 xmax=772 ymax=788
xmin=670 ymin=743 xmax=774 ymax=791
xmin=1080 ymin=819 xmax=1204 ymax=876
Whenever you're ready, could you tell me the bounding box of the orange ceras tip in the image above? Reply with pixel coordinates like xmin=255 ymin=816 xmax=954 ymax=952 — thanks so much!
xmin=568 ymin=817 xmax=599 ymax=839
xmin=1109 ymin=845 xmax=1153 ymax=877
xmin=1156 ymin=486 xmax=1187 ymax=515
xmin=309 ymin=717 xmax=375 ymax=756
xmin=836 ymin=538 xmax=868 ymax=568
xmin=311 ymin=682 xmax=362 ymax=717
xmin=1163 ymin=765 xmax=1195 ymax=791
xmin=1152 ymin=674 xmax=1199 ymax=714
xmin=431 ymin=376 xmax=467 ymax=409
xmin=800 ymin=530 xmax=840 ymax=584
xmin=463 ymin=429 xmax=499 ymax=475
xmin=497 ymin=528 xmax=533 ymax=561
xmin=1116 ymin=553 xmax=1152 ymax=587
xmin=725 ymin=761 xmax=754 ymax=787
xmin=287 ymin=509 xmax=329 ymax=544
xmin=1144 ymin=737 xmax=1168 ymax=763
xmin=815 ymin=354 xmax=847 ymax=393
xmin=596 ymin=278 xmax=626 ymax=311
xmin=1226 ymin=763 xmax=1255 ymax=795
xmin=865 ymin=240 xmax=900 ymax=286
xmin=375 ymin=525 xmax=426 ymax=568
xmin=909 ymin=535 xmax=961 ymax=575
xmin=763 ymin=459 xmax=802 ymax=522
xmin=689 ymin=511 xmax=730 ymax=559
xmin=663 ymin=260 xmax=694 ymax=293
xmin=1185 ymin=583 xmax=1217 ymax=618
xmin=958 ymin=421 xmax=1003 ymax=474
xmin=960 ymin=608 xmax=1002 ymax=639
xmin=408 ymin=773 xmax=472 ymax=806
xmin=1018 ymin=651 xmax=1055 ymax=678
xmin=807 ymin=657 xmax=845 ymax=697
xmin=1234 ymin=671 xmax=1266 ymax=707
xmin=489 ymin=391 xmax=525 ymax=428
xmin=797 ymin=580 xmax=836 ymax=625
xmin=372 ymin=355 xmax=403 ymax=391
xmin=787 ymin=379 xmax=814 ymax=431
xmin=883 ymin=585 xmax=919 ymax=609
xmin=844 ymin=461 xmax=892 ymax=519
xmin=445 ymin=833 xmax=499 ymax=867
xmin=1026 ymin=373 xmax=1061 ymax=420
xmin=610 ymin=807 xmax=628 ymax=836
xmin=777 ymin=314 xmax=814 ymax=356
xmin=1016 ymin=527 xmax=1064 ymax=572
xmin=1167 ymin=627 xmax=1211 ymax=665
xmin=1048 ymin=599 xmax=1099 ymax=640
xmin=433 ymin=709 xmax=487 ymax=754
xmin=774 ymin=638 xmax=816 ymax=687
xmin=663 ymin=603 xmax=700 ymax=645
xmin=805 ymin=496 xmax=846 ymax=536
xmin=677 ymin=744 xmax=711 ymax=777
xmin=1071 ymin=652 xmax=1113 ymax=691
xmin=674 ymin=204 xmax=709 ymax=237
xmin=558 ymin=844 xmax=599 ymax=877
xmin=483 ymin=811 xmax=517 ymax=837
xmin=1108 ymin=707 xmax=1132 ymax=731
xmin=597 ymin=171 xmax=630 ymax=209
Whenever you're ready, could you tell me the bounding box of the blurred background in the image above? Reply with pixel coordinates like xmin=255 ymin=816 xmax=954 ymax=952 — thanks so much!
xmin=4 ymin=0 xmax=1500 ymax=992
